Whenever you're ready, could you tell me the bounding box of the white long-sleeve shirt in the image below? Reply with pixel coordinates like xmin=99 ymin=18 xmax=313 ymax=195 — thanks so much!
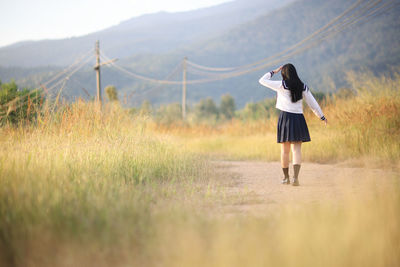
xmin=259 ymin=71 xmax=325 ymax=120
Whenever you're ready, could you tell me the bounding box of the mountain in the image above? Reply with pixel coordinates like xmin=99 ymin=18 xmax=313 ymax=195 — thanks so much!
xmin=0 ymin=0 xmax=293 ymax=67
xmin=90 ymin=0 xmax=399 ymax=107
xmin=1 ymin=0 xmax=399 ymax=108
xmin=172 ymin=0 xmax=400 ymax=106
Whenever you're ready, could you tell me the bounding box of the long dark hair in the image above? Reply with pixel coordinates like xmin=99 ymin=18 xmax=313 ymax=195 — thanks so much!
xmin=281 ymin=63 xmax=304 ymax=103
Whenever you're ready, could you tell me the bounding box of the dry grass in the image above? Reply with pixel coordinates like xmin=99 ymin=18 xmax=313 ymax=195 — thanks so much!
xmin=153 ymin=72 xmax=400 ymax=169
xmin=0 ymin=101 xmax=210 ymax=266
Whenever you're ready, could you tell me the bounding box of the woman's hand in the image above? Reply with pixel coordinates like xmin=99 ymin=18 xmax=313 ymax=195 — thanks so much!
xmin=273 ymin=66 xmax=283 ymax=74
xmin=323 ymin=118 xmax=328 ymax=126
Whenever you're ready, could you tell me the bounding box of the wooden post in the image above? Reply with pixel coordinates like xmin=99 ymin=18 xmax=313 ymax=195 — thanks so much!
xmin=94 ymin=40 xmax=102 ymax=106
xmin=182 ymin=57 xmax=187 ymax=120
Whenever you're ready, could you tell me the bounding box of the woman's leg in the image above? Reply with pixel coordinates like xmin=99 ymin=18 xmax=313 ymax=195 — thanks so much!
xmin=281 ymin=142 xmax=290 ymax=167
xmin=291 ymin=142 xmax=302 ymax=165
xmin=291 ymin=142 xmax=302 ymax=186
xmin=281 ymin=142 xmax=291 ymax=184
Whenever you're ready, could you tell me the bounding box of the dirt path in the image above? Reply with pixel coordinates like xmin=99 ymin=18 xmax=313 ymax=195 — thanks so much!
xmin=212 ymin=161 xmax=397 ymax=215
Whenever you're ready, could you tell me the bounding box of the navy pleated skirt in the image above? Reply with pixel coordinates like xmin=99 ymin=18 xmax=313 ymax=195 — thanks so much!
xmin=277 ymin=111 xmax=311 ymax=143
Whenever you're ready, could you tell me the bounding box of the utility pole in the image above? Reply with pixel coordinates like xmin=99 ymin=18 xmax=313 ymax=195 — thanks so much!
xmin=93 ymin=41 xmax=117 ymax=107
xmin=182 ymin=57 xmax=187 ymax=120
xmin=94 ymin=40 xmax=102 ymax=105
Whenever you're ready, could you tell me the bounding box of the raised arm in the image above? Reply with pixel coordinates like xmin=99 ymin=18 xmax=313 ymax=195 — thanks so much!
xmin=259 ymin=71 xmax=282 ymax=92
xmin=303 ymin=86 xmax=326 ymax=122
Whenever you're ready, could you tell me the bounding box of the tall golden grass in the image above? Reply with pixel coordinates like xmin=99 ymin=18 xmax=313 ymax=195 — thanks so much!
xmin=155 ymin=72 xmax=400 ymax=168
xmin=0 ymin=73 xmax=399 ymax=266
xmin=0 ymin=101 xmax=209 ymax=266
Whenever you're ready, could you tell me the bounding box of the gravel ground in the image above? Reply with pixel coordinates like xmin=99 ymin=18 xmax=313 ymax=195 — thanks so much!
xmin=212 ymin=161 xmax=397 ymax=216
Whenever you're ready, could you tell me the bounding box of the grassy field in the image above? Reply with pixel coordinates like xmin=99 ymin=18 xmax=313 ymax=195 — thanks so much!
xmin=0 ymin=102 xmax=212 ymax=266
xmin=157 ymin=72 xmax=400 ymax=168
xmin=0 ymin=73 xmax=399 ymax=266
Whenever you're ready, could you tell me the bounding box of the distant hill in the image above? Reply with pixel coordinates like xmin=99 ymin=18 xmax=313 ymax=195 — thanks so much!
xmin=94 ymin=0 xmax=400 ymax=107
xmin=0 ymin=0 xmax=399 ymax=108
xmin=169 ymin=0 xmax=400 ymax=106
xmin=0 ymin=0 xmax=293 ymax=67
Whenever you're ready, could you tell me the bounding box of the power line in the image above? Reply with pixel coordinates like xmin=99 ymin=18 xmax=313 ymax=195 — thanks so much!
xmin=43 ymin=54 xmax=94 ymax=100
xmin=181 ymin=0 xmax=396 ymax=82
xmin=116 ymin=59 xmax=184 ymax=103
xmin=39 ymin=49 xmax=94 ymax=91
xmin=186 ymin=65 xmax=228 ymax=77
xmin=186 ymin=60 xmax=237 ymax=72
xmin=1 ymin=51 xmax=94 ymax=111
xmin=2 ymin=0 xmax=393 ymax=118
xmin=100 ymin=53 xmax=184 ymax=85
xmin=186 ymin=0 xmax=383 ymax=73
xmin=1 ymin=53 xmax=94 ymax=119
xmin=135 ymin=60 xmax=183 ymax=96
xmin=100 ymin=0 xmax=391 ymax=85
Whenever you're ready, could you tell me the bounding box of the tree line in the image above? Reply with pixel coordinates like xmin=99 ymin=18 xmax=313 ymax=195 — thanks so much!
xmin=1 ymin=81 xmax=331 ymax=127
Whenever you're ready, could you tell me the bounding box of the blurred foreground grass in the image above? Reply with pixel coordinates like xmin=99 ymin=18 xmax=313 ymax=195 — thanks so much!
xmin=0 ymin=102 xmax=210 ymax=266
xmin=155 ymin=184 xmax=400 ymax=267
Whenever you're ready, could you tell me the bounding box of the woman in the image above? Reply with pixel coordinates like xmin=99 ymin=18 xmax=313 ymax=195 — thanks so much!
xmin=259 ymin=63 xmax=327 ymax=186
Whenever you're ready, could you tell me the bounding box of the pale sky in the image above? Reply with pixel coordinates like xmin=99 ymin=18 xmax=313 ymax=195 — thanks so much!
xmin=0 ymin=0 xmax=232 ymax=48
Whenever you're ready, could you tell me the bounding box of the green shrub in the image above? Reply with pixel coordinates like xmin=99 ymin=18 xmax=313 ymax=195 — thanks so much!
xmin=0 ymin=80 xmax=43 ymax=125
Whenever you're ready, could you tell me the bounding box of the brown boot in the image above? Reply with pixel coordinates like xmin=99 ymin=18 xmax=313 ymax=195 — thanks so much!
xmin=292 ymin=164 xmax=301 ymax=186
xmin=281 ymin=167 xmax=290 ymax=184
